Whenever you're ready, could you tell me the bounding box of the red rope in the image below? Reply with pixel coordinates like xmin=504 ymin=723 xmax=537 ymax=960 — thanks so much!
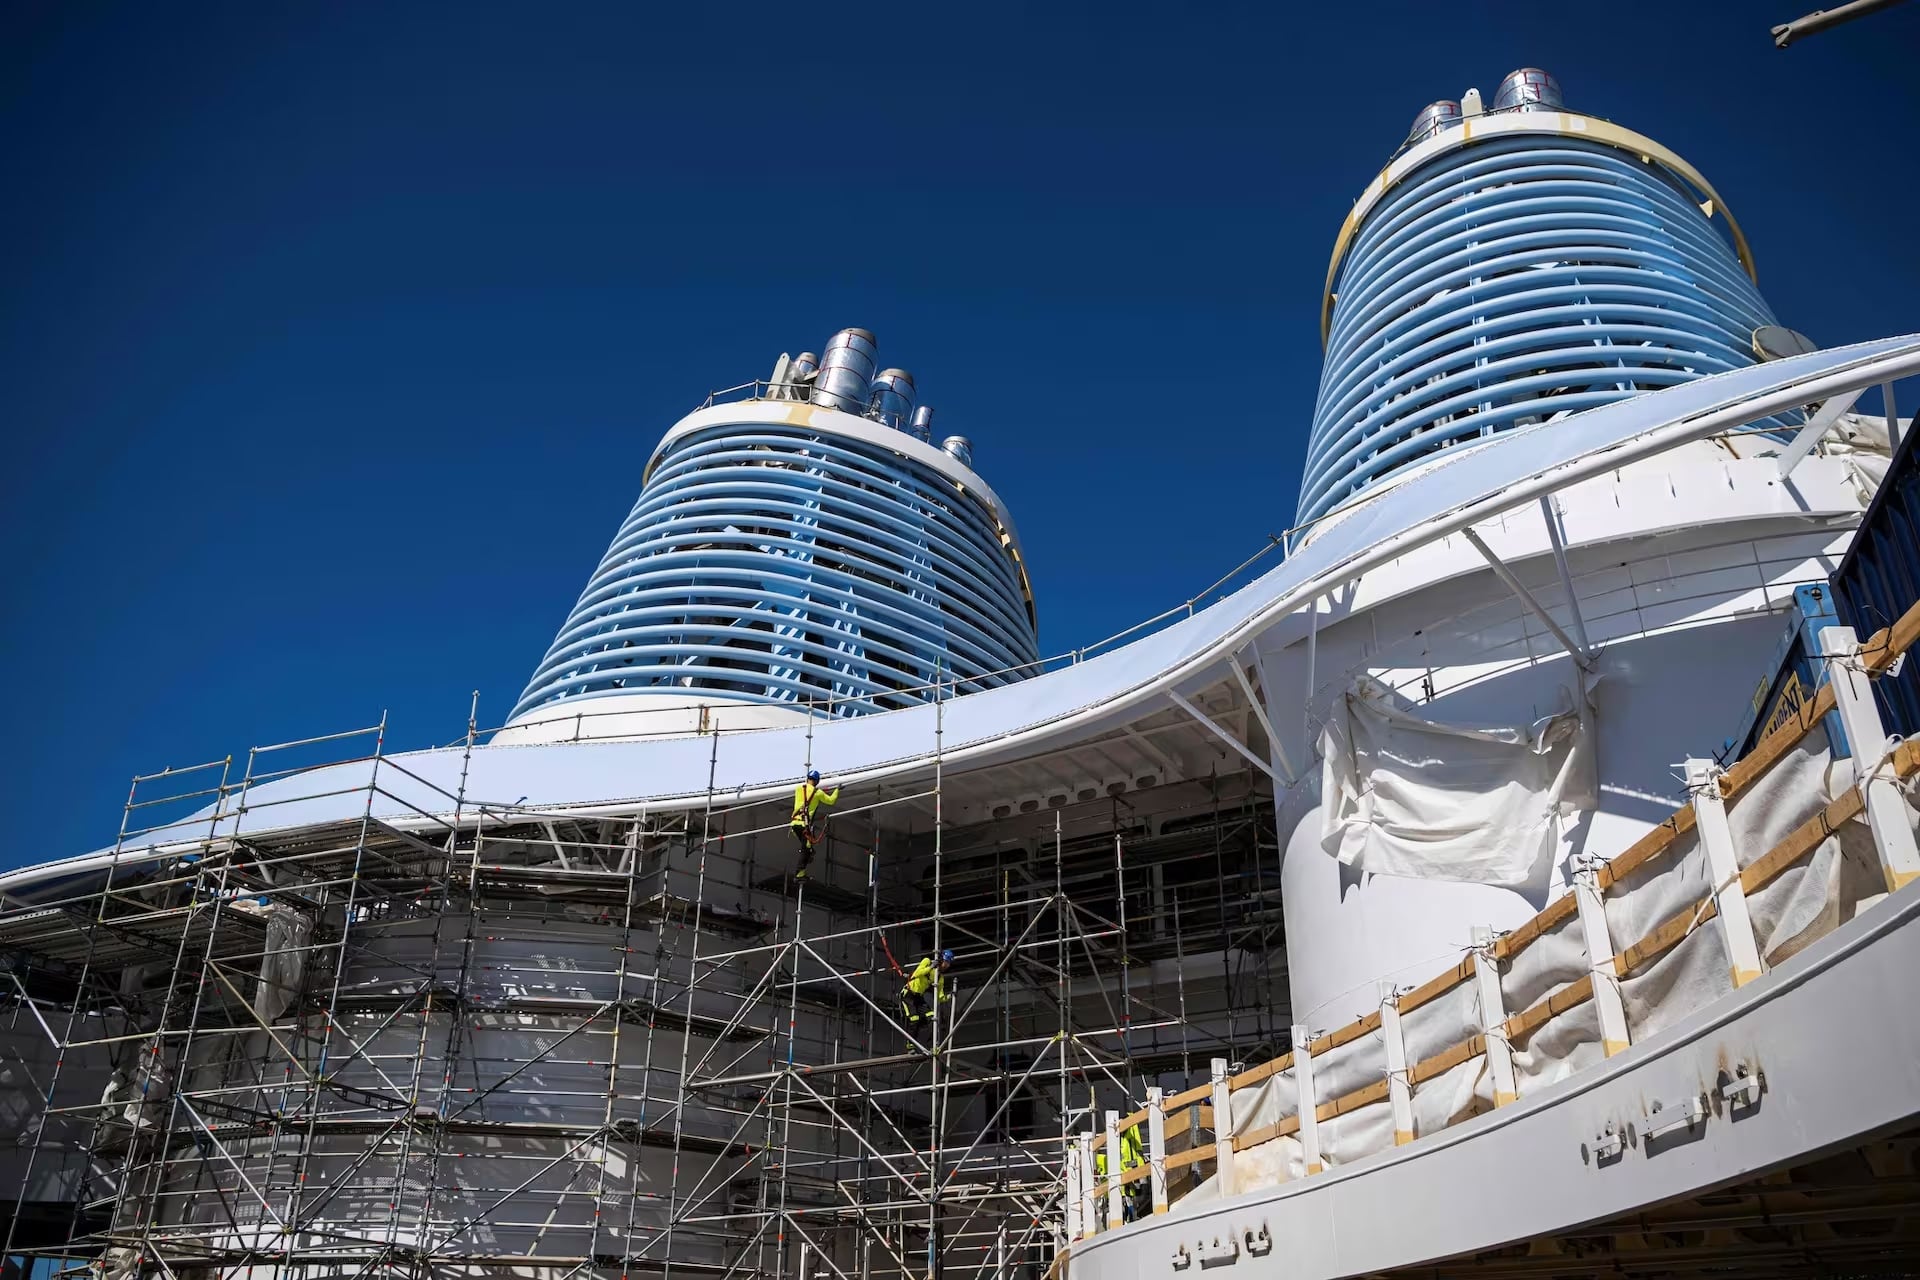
xmin=878 ymin=929 xmax=908 ymax=980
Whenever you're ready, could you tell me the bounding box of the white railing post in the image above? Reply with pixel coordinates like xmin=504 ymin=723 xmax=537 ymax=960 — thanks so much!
xmin=1104 ymin=1109 xmax=1124 ymax=1230
xmin=1291 ymin=1023 xmax=1324 ymax=1173
xmin=1686 ymin=758 xmax=1765 ymax=988
xmin=1077 ymin=1132 xmax=1097 ymax=1237
xmin=1063 ymin=1143 xmax=1081 ymax=1244
xmin=1820 ymin=625 xmax=1920 ymax=892
xmin=1471 ymin=926 xmax=1519 ymax=1106
xmin=1209 ymin=1058 xmax=1236 ymax=1196
xmin=1146 ymin=1087 xmax=1169 ymax=1214
xmin=1572 ymin=857 xmax=1632 ymax=1055
xmin=1378 ymin=992 xmax=1414 ymax=1146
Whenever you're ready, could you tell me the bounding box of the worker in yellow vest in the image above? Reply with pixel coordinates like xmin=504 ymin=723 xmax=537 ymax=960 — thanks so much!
xmin=899 ymin=948 xmax=954 ymax=1025
xmin=1095 ymin=1121 xmax=1147 ymax=1220
xmin=790 ymin=770 xmax=839 ymax=879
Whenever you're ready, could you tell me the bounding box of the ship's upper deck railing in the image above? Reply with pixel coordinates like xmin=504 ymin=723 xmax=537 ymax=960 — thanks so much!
xmin=1060 ymin=596 xmax=1920 ymax=1256
xmin=697 ymin=377 xmax=917 ymax=427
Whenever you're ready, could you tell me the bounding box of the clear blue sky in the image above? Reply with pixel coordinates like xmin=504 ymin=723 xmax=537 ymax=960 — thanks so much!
xmin=3 ymin=1 xmax=1916 ymax=865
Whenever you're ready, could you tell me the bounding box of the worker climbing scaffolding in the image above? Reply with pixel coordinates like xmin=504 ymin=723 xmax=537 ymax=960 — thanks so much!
xmin=789 ymin=769 xmax=838 ymax=879
xmin=899 ymin=947 xmax=953 ymax=1025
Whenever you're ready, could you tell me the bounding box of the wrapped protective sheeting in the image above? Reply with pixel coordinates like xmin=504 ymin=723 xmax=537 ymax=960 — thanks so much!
xmin=1171 ymin=1069 xmax=1305 ymax=1208
xmin=1313 ymin=1029 xmax=1394 ymax=1167
xmin=1500 ymin=912 xmax=1588 ymax=1015
xmin=1227 ymin=1071 xmax=1293 ymax=1135
xmin=1160 ymin=701 xmax=1917 ymax=1219
xmin=1512 ymin=999 xmax=1604 ymax=1094
xmin=1607 ymin=726 xmax=1861 ymax=1041
xmin=1320 ymin=1102 xmax=1396 ymax=1169
xmin=1401 ymin=981 xmax=1487 ymax=1135
xmin=1226 ymin=1135 xmax=1304 ymax=1198
xmin=254 ymin=904 xmax=312 ymax=1023
xmin=1723 ymin=730 xmax=1889 ymax=964
xmin=1502 ymin=911 xmax=1604 ymax=1092
xmin=1319 ymin=677 xmax=1590 ymax=886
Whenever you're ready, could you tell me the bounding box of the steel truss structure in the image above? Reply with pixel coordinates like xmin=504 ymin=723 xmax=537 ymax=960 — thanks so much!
xmin=1 ymin=688 xmax=1281 ymax=1280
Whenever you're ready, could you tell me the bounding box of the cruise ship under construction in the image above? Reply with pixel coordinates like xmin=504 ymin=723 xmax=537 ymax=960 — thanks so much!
xmin=5 ymin=66 xmax=1920 ymax=1280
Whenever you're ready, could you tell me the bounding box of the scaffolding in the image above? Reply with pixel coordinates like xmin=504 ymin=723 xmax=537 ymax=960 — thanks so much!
xmin=0 ymin=681 xmax=1283 ymax=1280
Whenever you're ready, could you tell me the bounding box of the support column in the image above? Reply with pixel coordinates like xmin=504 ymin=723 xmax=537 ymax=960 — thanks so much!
xmin=1104 ymin=1110 xmax=1124 ymax=1230
xmin=1209 ymin=1058 xmax=1236 ymax=1197
xmin=1378 ymin=993 xmax=1414 ymax=1145
xmin=1291 ymin=1024 xmax=1324 ymax=1173
xmin=1686 ymin=758 xmax=1765 ymax=987
xmin=1063 ymin=1143 xmax=1081 ymax=1244
xmin=1146 ymin=1087 xmax=1169 ymax=1214
xmin=1471 ymin=926 xmax=1518 ymax=1106
xmin=1076 ymin=1132 xmax=1097 ymax=1238
xmin=1573 ymin=858 xmax=1632 ymax=1055
xmin=1821 ymin=625 xmax=1920 ymax=891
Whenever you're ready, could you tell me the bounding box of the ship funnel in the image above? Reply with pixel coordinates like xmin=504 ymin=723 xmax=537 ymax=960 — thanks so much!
xmin=1492 ymin=68 xmax=1563 ymax=113
xmin=811 ymin=328 xmax=878 ymax=412
xmin=1406 ymin=100 xmax=1463 ymax=144
xmin=789 ymin=351 xmax=819 ymax=396
xmin=941 ymin=435 xmax=973 ymax=467
xmin=868 ymin=368 xmax=917 ymax=430
xmin=909 ymin=405 xmax=935 ymax=442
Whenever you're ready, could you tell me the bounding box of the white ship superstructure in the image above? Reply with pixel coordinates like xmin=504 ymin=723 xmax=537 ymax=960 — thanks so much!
xmin=3 ymin=68 xmax=1919 ymax=1280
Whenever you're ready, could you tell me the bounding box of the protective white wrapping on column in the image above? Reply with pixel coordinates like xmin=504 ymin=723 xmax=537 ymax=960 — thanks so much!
xmin=253 ymin=903 xmax=312 ymax=1023
xmin=1319 ymin=677 xmax=1590 ymax=886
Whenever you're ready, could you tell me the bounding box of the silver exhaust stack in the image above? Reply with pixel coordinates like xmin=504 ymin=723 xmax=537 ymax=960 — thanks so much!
xmin=868 ymin=368 xmax=917 ymax=430
xmin=810 ymin=328 xmax=877 ymax=412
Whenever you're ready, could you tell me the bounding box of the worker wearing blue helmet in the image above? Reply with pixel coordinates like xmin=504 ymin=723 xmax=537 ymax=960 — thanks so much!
xmin=900 ymin=948 xmax=954 ymax=1025
xmin=790 ymin=769 xmax=839 ymax=880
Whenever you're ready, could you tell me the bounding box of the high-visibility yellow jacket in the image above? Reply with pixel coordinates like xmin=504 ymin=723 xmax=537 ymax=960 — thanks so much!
xmin=905 ymin=956 xmax=949 ymax=1001
xmin=1095 ymin=1124 xmax=1145 ymax=1178
xmin=791 ymin=782 xmax=839 ymax=829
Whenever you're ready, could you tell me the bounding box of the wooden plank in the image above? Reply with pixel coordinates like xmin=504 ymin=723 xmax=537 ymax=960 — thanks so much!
xmin=1717 ymin=683 xmax=1838 ymax=801
xmin=1233 ymin=1113 xmax=1301 ymax=1150
xmin=1407 ymin=1035 xmax=1485 ymax=1087
xmin=1596 ymin=806 xmax=1697 ymax=891
xmin=1164 ymin=1144 xmax=1216 ymax=1173
xmin=1318 ymin=1077 xmax=1391 ymax=1122
xmin=1158 ymin=1081 xmax=1213 ymax=1113
xmin=1495 ymin=891 xmax=1577 ymax=960
xmin=1897 ymin=739 xmax=1920 ymax=779
xmin=1501 ymin=973 xmax=1595 ymax=1045
xmin=1228 ymin=1051 xmax=1294 ymax=1093
xmin=1396 ymin=956 xmax=1475 ymax=1017
xmin=1310 ymin=1010 xmax=1381 ymax=1057
xmin=1857 ymin=603 xmax=1920 ymax=676
xmin=1738 ymin=787 xmax=1865 ymax=897
xmin=1615 ymin=895 xmax=1719 ymax=978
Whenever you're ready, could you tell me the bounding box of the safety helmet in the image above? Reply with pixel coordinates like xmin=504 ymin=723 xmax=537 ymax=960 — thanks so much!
xmin=939 ymin=948 xmax=955 ymax=964
xmin=807 ymin=769 xmax=821 ymax=783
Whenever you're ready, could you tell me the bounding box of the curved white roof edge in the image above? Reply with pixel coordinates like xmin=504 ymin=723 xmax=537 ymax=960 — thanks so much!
xmin=8 ymin=333 xmax=1919 ymax=899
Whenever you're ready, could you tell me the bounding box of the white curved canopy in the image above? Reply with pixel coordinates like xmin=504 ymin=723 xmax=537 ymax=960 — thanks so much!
xmin=7 ymin=332 xmax=1918 ymax=899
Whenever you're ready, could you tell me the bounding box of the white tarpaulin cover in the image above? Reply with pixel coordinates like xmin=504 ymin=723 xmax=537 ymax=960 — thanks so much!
xmin=1319 ymin=677 xmax=1589 ymax=886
